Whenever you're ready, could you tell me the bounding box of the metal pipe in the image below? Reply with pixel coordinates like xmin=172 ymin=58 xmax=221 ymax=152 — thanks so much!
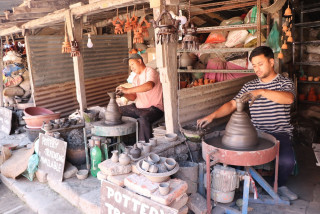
xmin=274 ymin=140 xmax=280 ymax=192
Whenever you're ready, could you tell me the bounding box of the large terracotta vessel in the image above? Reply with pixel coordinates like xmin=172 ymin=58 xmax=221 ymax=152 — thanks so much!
xmin=105 ymin=92 xmax=122 ymax=125
xmin=222 ymin=99 xmax=258 ymax=149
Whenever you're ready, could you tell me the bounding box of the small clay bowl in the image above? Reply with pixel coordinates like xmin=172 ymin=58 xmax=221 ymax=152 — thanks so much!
xmin=147 ymin=153 xmax=160 ymax=164
xmin=165 ymin=133 xmax=178 ymax=142
xmin=149 ymin=138 xmax=157 ymax=146
xmin=165 ymin=158 xmax=176 ymax=171
xmin=76 ymin=169 xmax=89 ymax=180
xmin=143 ymin=142 xmax=152 ymax=153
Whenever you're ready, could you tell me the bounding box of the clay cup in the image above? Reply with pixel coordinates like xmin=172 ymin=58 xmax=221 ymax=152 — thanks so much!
xmin=165 ymin=158 xmax=176 ymax=171
xmin=159 ymin=182 xmax=170 ymax=196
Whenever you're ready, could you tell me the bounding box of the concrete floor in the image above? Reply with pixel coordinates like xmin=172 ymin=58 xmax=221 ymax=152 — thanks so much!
xmin=0 ymin=181 xmax=34 ymax=214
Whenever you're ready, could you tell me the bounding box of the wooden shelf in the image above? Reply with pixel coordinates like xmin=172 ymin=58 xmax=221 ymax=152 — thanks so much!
xmin=294 ymin=62 xmax=320 ymax=66
xmin=299 ymin=100 xmax=320 ymax=105
xmin=177 ymin=48 xmax=254 ymax=54
xmin=196 ymin=24 xmax=268 ymax=33
xmin=298 ymin=81 xmax=320 ymax=84
xmin=293 ymin=40 xmax=320 ymax=45
xmin=294 ymin=21 xmax=320 ymax=28
xmin=178 ymin=69 xmax=255 ymax=73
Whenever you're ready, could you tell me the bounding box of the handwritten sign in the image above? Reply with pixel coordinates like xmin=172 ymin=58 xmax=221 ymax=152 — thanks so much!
xmin=38 ymin=133 xmax=67 ymax=181
xmin=0 ymin=107 xmax=12 ymax=135
xmin=101 ymin=180 xmax=178 ymax=214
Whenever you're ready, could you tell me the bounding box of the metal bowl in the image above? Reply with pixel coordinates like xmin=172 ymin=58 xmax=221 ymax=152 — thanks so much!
xmin=180 ymin=124 xmax=205 ymax=142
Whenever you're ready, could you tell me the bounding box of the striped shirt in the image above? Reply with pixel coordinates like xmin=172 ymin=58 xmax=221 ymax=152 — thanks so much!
xmin=234 ymin=74 xmax=295 ymax=135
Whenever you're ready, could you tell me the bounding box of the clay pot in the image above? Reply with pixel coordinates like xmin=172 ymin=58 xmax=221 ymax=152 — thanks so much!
xmin=119 ymin=153 xmax=131 ymax=166
xmin=204 ymin=79 xmax=209 ymax=85
xmin=111 ymin=150 xmax=119 ymax=163
xmin=148 ymin=165 xmax=158 ymax=173
xmin=179 ymin=52 xmax=193 ymax=68
xmin=308 ymin=87 xmax=317 ymax=102
xmin=141 ymin=160 xmax=150 ymax=171
xmin=147 ymin=153 xmax=160 ymax=164
xmin=308 ymin=76 xmax=314 ymax=81
xmin=24 ymin=107 xmax=54 ymax=117
xmin=165 ymin=158 xmax=176 ymax=171
xmin=159 ymin=182 xmax=170 ymax=196
xmin=125 ymin=146 xmax=132 ymax=154
xmin=43 ymin=123 xmax=52 ymax=131
xmin=179 ymin=81 xmax=187 ymax=89
xmin=23 ymin=112 xmax=61 ymax=129
xmin=105 ymin=92 xmax=122 ymax=125
xmin=149 ymin=138 xmax=157 ymax=147
xmin=143 ymin=142 xmax=152 ymax=153
xmin=130 ymin=144 xmax=141 ymax=159
xmin=66 ymin=148 xmax=86 ymax=166
xmin=198 ymin=78 xmax=204 ymax=86
xmin=222 ymin=99 xmax=258 ymax=149
xmin=137 ymin=141 xmax=144 ymax=149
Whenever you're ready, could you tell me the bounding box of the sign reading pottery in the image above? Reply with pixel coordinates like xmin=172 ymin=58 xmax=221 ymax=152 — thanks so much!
xmin=38 ymin=133 xmax=67 ymax=181
xmin=0 ymin=107 xmax=12 ymax=135
xmin=101 ymin=180 xmax=178 ymax=214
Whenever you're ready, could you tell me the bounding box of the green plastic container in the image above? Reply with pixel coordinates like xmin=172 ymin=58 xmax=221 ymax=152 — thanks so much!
xmin=90 ymin=144 xmax=102 ymax=177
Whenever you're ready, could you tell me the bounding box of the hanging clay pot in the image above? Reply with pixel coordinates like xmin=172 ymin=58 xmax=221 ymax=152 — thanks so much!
xmin=180 ymin=52 xmax=193 ymax=68
xmin=119 ymin=153 xmax=131 ymax=165
xmin=222 ymin=99 xmax=258 ymax=149
xmin=130 ymin=144 xmax=141 ymax=159
xmin=105 ymin=92 xmax=122 ymax=125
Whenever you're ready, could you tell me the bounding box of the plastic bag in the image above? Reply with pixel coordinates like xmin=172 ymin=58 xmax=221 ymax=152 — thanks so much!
xmin=225 ymin=30 xmax=248 ymax=47
xmin=205 ymin=32 xmax=226 ymax=44
xmin=244 ymin=6 xmax=267 ymax=34
xmin=267 ymin=22 xmax=280 ymax=53
xmin=22 ymin=154 xmax=39 ymax=181
xmin=220 ymin=17 xmax=243 ymax=26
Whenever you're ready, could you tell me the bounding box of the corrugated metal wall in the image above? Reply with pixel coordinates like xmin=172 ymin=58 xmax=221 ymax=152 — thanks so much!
xmin=27 ymin=35 xmax=128 ymax=116
xmin=178 ymin=75 xmax=256 ymax=126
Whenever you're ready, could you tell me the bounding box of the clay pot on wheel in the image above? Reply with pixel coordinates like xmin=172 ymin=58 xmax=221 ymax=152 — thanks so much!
xmin=105 ymin=92 xmax=122 ymax=125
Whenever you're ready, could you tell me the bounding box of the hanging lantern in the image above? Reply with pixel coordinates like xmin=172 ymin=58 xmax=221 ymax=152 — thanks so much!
xmin=287 ymin=36 xmax=293 ymax=42
xmin=284 ymin=5 xmax=292 ymax=16
xmin=278 ymin=51 xmax=284 ymax=59
xmin=281 ymin=41 xmax=288 ymax=49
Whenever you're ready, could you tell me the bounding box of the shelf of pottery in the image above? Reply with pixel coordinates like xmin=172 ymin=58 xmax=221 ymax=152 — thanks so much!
xmin=292 ymin=2 xmax=320 ymax=106
xmin=177 ymin=2 xmax=269 ymax=89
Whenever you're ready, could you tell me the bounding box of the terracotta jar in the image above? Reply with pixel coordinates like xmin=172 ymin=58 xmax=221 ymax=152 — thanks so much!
xmin=198 ymin=78 xmax=204 ymax=85
xmin=119 ymin=153 xmax=131 ymax=165
xmin=308 ymin=87 xmax=317 ymax=102
xmin=130 ymin=144 xmax=141 ymax=159
xmin=105 ymin=92 xmax=122 ymax=125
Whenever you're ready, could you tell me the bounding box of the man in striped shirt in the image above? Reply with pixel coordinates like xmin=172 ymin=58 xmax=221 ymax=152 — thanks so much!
xmin=197 ymin=46 xmax=297 ymax=200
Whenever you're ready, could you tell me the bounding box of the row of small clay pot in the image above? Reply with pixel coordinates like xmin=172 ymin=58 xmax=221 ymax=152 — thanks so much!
xmin=141 ymin=153 xmax=176 ymax=174
xmin=43 ymin=117 xmax=81 ymax=131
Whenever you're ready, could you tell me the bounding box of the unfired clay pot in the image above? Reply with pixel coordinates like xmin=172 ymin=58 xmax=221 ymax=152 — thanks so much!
xmin=130 ymin=144 xmax=141 ymax=159
xmin=111 ymin=150 xmax=119 ymax=163
xmin=105 ymin=92 xmax=122 ymax=125
xmin=119 ymin=153 xmax=131 ymax=165
xmin=222 ymin=99 xmax=258 ymax=149
xmin=179 ymin=52 xmax=193 ymax=68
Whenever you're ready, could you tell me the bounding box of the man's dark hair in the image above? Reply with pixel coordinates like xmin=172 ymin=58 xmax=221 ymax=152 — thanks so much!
xmin=249 ymin=46 xmax=274 ymax=62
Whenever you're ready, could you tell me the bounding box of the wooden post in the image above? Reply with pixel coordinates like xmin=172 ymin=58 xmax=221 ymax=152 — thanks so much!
xmin=152 ymin=0 xmax=179 ymax=133
xmin=66 ymin=10 xmax=87 ymax=115
xmin=24 ymin=35 xmax=37 ymax=107
xmin=0 ymin=37 xmax=3 ymax=107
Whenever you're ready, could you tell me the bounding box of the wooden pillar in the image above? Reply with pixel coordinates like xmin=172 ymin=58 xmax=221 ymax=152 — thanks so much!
xmin=24 ymin=34 xmax=37 ymax=107
xmin=0 ymin=37 xmax=3 ymax=107
xmin=152 ymin=0 xmax=179 ymax=133
xmin=66 ymin=10 xmax=87 ymax=115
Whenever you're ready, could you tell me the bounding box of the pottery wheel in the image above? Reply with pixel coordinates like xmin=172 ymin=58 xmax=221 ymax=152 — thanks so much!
xmin=206 ymin=135 xmax=274 ymax=151
xmin=91 ymin=116 xmax=136 ymax=137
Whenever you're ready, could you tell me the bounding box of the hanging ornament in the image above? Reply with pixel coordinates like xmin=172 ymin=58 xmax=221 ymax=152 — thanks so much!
xmin=287 ymin=36 xmax=293 ymax=42
xmin=112 ymin=9 xmax=124 ymax=35
xmin=182 ymin=0 xmax=199 ymax=50
xmin=282 ymin=25 xmax=288 ymax=32
xmin=87 ymin=34 xmax=93 ymax=48
xmin=70 ymin=40 xmax=80 ymax=57
xmin=139 ymin=5 xmax=151 ymax=38
xmin=278 ymin=51 xmax=284 ymax=59
xmin=62 ymin=22 xmax=71 ymax=53
xmin=285 ymin=30 xmax=291 ymax=37
xmin=133 ymin=26 xmax=144 ymax=44
xmin=281 ymin=40 xmax=288 ymax=49
xmin=130 ymin=5 xmax=138 ymax=30
xmin=284 ymin=4 xmax=292 ymax=16
xmin=124 ymin=7 xmax=132 ymax=32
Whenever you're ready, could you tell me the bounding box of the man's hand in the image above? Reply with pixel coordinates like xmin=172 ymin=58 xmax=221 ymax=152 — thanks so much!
xmin=116 ymin=86 xmax=129 ymax=95
xmin=240 ymin=90 xmax=262 ymax=106
xmin=197 ymin=116 xmax=213 ymax=129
